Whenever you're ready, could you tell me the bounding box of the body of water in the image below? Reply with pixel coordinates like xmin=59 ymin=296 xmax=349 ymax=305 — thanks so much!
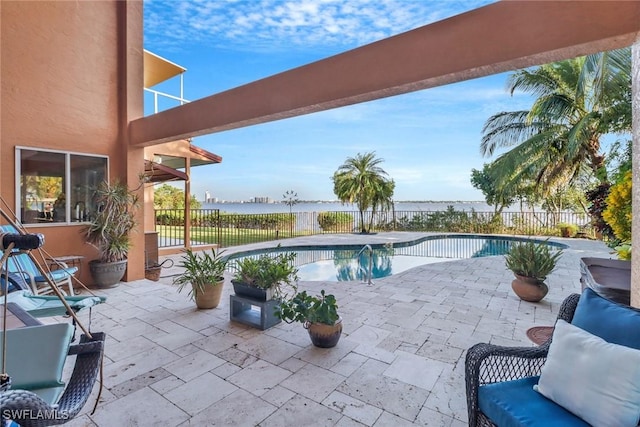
xmin=202 ymin=201 xmax=499 ymax=214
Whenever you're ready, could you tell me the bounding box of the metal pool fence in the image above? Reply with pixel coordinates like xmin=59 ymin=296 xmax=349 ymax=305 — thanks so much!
xmin=154 ymin=208 xmax=592 ymax=249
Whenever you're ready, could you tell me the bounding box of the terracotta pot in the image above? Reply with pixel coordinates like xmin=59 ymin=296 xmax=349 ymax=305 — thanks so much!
xmin=194 ymin=279 xmax=224 ymax=309
xmin=305 ymin=317 xmax=343 ymax=348
xmin=511 ymin=274 xmax=548 ymax=302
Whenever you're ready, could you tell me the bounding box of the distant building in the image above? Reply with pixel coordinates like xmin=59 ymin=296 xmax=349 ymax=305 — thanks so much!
xmin=253 ymin=196 xmax=272 ymax=203
xmin=205 ymin=190 xmax=211 ymax=202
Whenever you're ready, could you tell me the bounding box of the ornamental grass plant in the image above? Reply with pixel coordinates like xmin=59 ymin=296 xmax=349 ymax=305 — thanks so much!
xmin=504 ymin=240 xmax=564 ymax=282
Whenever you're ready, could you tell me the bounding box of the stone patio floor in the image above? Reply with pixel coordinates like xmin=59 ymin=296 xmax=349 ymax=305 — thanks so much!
xmin=57 ymin=233 xmax=611 ymax=426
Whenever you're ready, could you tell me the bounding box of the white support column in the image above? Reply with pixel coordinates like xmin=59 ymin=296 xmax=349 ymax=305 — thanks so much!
xmin=631 ymin=39 xmax=640 ymax=308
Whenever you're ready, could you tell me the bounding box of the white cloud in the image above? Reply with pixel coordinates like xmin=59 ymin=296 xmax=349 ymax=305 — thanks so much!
xmin=145 ymin=0 xmax=496 ymax=52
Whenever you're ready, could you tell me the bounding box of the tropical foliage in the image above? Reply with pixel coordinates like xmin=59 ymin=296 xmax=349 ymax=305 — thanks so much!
xmin=173 ymin=249 xmax=228 ymax=300
xmin=317 ymin=212 xmax=354 ymax=232
xmin=603 ymin=170 xmax=632 ymax=243
xmin=585 ymin=183 xmax=615 ymax=240
xmin=504 ymin=240 xmax=564 ymax=282
xmin=85 ymin=180 xmax=139 ymax=263
xmin=276 ymin=290 xmax=339 ymax=326
xmin=332 ymin=152 xmax=395 ymax=233
xmin=230 ymin=250 xmax=299 ymax=298
xmin=470 ymin=164 xmax=515 ymax=217
xmin=477 ymin=48 xmax=631 ymax=229
xmin=155 ymin=211 xmax=294 ymax=230
xmin=154 ymin=184 xmax=201 ymax=209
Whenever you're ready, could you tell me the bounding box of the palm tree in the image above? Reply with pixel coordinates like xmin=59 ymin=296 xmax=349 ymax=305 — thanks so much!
xmin=369 ymin=178 xmax=395 ymax=232
xmin=480 ymin=48 xmax=631 ymax=197
xmin=332 ymin=152 xmax=394 ymax=233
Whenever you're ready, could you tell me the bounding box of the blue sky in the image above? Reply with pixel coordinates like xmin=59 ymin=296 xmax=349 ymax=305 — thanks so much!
xmin=143 ymin=0 xmax=541 ymax=202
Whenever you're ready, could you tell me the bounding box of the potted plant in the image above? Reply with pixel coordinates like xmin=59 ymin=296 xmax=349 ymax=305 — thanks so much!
xmin=84 ymin=180 xmax=138 ymax=288
xmin=276 ymin=290 xmax=342 ymax=348
xmin=230 ymin=250 xmax=299 ymax=301
xmin=173 ymin=249 xmax=228 ymax=309
xmin=505 ymin=240 xmax=564 ymax=302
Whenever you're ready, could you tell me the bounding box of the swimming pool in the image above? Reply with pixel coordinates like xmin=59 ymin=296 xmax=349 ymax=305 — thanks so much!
xmin=226 ymin=235 xmax=568 ymax=282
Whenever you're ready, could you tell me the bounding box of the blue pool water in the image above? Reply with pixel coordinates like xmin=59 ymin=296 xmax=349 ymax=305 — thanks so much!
xmin=226 ymin=235 xmax=567 ymax=282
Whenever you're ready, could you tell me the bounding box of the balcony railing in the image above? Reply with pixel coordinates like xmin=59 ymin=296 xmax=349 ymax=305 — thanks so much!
xmin=144 ymin=88 xmax=189 ymax=115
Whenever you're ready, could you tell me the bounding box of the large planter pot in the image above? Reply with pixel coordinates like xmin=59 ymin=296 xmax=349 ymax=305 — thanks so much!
xmin=89 ymin=259 xmax=127 ymax=288
xmin=232 ymin=280 xmax=275 ymax=301
xmin=304 ymin=317 xmax=343 ymax=348
xmin=194 ymin=279 xmax=225 ymax=309
xmin=511 ymin=274 xmax=548 ymax=302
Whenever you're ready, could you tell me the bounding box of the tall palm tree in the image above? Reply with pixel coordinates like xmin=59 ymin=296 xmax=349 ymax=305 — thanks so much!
xmin=369 ymin=178 xmax=395 ymax=232
xmin=332 ymin=152 xmax=394 ymax=233
xmin=480 ymin=48 xmax=631 ymax=197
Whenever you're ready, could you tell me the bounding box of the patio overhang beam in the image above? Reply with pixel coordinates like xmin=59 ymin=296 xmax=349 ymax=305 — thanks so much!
xmin=143 ymin=159 xmax=189 ymax=182
xmin=129 ymin=0 xmax=640 ymax=147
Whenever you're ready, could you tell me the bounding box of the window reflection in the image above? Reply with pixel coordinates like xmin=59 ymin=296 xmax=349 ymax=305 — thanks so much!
xmin=18 ymin=149 xmax=107 ymax=225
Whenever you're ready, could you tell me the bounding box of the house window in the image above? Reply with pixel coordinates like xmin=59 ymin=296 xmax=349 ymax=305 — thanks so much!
xmin=17 ymin=148 xmax=108 ymax=225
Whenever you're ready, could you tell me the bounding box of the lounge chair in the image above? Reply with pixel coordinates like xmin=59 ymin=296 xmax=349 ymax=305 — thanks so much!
xmin=0 ymin=225 xmax=78 ymax=296
xmin=466 ymin=289 xmax=640 ymax=426
xmin=1 ymin=272 xmax=105 ymax=318
xmin=0 ymin=323 xmax=105 ymax=426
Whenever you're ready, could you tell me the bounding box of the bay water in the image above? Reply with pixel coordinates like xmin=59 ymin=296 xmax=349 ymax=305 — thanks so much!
xmin=201 ymin=201 xmax=498 ymax=214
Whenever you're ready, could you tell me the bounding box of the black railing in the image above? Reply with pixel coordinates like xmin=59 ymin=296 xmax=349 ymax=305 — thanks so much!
xmin=153 ymin=208 xmax=593 ymax=249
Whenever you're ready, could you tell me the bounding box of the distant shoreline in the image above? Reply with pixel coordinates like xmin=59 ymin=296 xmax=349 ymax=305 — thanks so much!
xmin=202 ymin=200 xmax=487 ymax=204
xmin=199 ymin=200 xmax=501 ymax=214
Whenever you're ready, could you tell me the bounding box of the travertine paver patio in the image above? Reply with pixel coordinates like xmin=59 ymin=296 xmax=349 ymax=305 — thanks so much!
xmin=57 ymin=233 xmax=610 ymax=426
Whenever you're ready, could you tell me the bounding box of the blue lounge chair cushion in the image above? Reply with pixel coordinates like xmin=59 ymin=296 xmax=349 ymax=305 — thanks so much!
xmin=0 ymin=323 xmax=74 ymax=405
xmin=478 ymin=376 xmax=590 ymax=427
xmin=33 ymin=267 xmax=78 ymax=283
xmin=5 ymin=290 xmax=106 ymax=318
xmin=572 ymin=288 xmax=640 ymax=349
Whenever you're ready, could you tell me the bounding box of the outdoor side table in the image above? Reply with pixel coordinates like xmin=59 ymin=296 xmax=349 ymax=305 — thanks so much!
xmin=47 ymin=255 xmax=85 ymax=272
xmin=229 ymin=295 xmax=281 ymax=330
xmin=526 ymin=326 xmax=554 ymax=346
xmin=48 ymin=254 xmax=84 ymax=279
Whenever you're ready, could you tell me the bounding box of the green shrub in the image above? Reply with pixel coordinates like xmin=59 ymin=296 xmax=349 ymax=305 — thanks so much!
xmin=318 ymin=212 xmax=354 ymax=232
xmin=557 ymin=222 xmax=578 ymax=237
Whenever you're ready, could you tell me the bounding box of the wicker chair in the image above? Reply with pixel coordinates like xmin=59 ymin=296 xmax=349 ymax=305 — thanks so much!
xmin=0 ymin=331 xmax=105 ymax=427
xmin=465 ymin=293 xmax=580 ymax=427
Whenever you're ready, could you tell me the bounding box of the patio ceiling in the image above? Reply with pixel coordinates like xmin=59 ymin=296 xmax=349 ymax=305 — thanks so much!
xmin=129 ymin=0 xmax=640 ymax=147
xmin=143 ymin=49 xmax=186 ymax=88
xmin=144 ymin=142 xmax=222 ymax=182
xmin=143 ymin=160 xmax=188 ymax=182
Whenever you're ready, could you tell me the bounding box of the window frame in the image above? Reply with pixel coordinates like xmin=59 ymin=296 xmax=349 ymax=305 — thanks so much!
xmin=15 ymin=146 xmax=109 ymax=226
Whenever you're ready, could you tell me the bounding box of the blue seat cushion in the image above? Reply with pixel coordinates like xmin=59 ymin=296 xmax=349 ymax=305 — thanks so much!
xmin=478 ymin=376 xmax=590 ymax=427
xmin=572 ymin=288 xmax=640 ymax=349
xmin=33 ymin=267 xmax=78 ymax=283
xmin=0 ymin=323 xmax=74 ymax=405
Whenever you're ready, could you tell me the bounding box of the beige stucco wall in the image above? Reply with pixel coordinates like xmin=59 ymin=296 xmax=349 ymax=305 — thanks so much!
xmin=0 ymin=0 xmax=144 ymax=284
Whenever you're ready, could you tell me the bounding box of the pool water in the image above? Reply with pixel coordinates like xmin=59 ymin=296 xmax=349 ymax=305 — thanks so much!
xmin=226 ymin=235 xmax=567 ymax=282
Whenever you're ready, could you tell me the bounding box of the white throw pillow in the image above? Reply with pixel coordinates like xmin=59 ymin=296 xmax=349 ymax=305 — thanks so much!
xmin=534 ymin=319 xmax=640 ymax=427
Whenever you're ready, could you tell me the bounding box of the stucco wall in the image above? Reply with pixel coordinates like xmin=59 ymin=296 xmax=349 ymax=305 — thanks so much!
xmin=1 ymin=1 xmax=144 ymax=285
